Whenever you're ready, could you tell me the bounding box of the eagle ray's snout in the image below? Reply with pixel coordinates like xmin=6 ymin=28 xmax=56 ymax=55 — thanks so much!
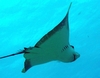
xmin=73 ymin=52 xmax=80 ymax=61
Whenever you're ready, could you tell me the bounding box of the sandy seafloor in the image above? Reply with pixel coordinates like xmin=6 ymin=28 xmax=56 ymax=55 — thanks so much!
xmin=0 ymin=0 xmax=100 ymax=78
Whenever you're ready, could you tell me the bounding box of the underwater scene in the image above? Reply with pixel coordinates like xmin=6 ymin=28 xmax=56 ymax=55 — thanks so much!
xmin=0 ymin=0 xmax=100 ymax=78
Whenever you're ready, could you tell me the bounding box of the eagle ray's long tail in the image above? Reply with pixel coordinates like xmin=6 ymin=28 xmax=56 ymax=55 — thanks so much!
xmin=0 ymin=51 xmax=29 ymax=59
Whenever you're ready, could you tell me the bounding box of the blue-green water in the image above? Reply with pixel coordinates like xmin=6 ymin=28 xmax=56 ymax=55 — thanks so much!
xmin=0 ymin=0 xmax=100 ymax=78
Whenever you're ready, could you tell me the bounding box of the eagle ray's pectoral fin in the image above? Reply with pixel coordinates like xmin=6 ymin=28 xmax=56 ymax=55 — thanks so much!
xmin=22 ymin=59 xmax=32 ymax=73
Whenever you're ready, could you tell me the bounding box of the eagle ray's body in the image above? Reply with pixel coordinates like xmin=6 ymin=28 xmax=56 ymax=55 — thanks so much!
xmin=22 ymin=3 xmax=80 ymax=73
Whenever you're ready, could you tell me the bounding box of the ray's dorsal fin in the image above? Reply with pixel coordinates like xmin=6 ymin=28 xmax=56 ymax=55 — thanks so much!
xmin=35 ymin=2 xmax=72 ymax=47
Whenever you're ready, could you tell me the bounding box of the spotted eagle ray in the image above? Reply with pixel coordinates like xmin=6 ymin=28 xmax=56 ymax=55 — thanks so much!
xmin=0 ymin=3 xmax=80 ymax=73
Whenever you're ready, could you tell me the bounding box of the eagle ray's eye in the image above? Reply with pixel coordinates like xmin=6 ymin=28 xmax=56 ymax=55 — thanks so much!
xmin=70 ymin=45 xmax=74 ymax=49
